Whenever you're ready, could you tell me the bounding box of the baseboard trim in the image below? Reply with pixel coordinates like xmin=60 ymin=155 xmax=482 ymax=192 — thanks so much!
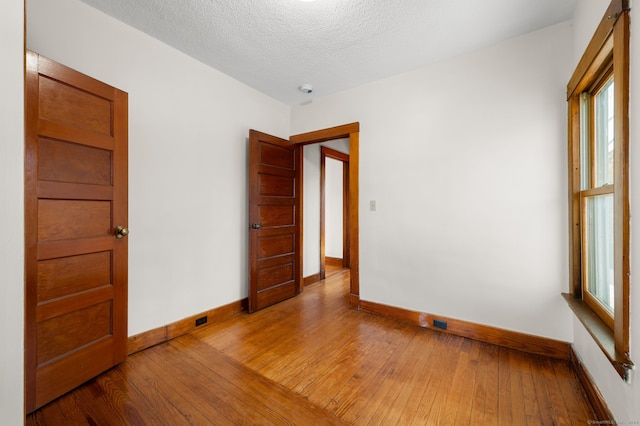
xmin=303 ymin=273 xmax=321 ymax=286
xmin=359 ymin=300 xmax=570 ymax=360
xmin=128 ymin=298 xmax=247 ymax=355
xmin=570 ymin=346 xmax=615 ymax=422
xmin=325 ymin=257 xmax=343 ymax=266
xmin=128 ymin=326 xmax=167 ymax=355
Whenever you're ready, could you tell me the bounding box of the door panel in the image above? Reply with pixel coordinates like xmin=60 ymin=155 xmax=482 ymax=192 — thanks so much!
xmin=38 ymin=74 xmax=113 ymax=136
xmin=37 ymin=252 xmax=112 ymax=303
xmin=25 ymin=51 xmax=128 ymax=412
xmin=259 ymin=235 xmax=294 ymax=258
xmin=259 ymin=263 xmax=295 ymax=290
xmin=259 ymin=175 xmax=294 ymax=197
xmin=38 ymin=138 xmax=112 ymax=185
xmin=38 ymin=200 xmax=111 ymax=240
xmin=259 ymin=205 xmax=295 ymax=227
xmin=37 ymin=301 xmax=112 ymax=364
xmin=248 ymin=130 xmax=301 ymax=312
xmin=260 ymin=143 xmax=295 ymax=168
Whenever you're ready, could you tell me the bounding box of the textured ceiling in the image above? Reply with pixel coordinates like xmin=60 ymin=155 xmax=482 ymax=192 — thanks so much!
xmin=78 ymin=0 xmax=576 ymax=105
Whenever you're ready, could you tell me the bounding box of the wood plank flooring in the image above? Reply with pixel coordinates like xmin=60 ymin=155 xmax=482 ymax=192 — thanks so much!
xmin=28 ymin=268 xmax=595 ymax=425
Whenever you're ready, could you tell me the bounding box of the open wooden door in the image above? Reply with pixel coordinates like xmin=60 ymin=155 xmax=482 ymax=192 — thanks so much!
xmin=25 ymin=51 xmax=128 ymax=412
xmin=248 ymin=130 xmax=301 ymax=313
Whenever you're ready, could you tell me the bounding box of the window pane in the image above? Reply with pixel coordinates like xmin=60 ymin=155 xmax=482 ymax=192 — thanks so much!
xmin=580 ymin=93 xmax=590 ymax=190
xmin=584 ymin=193 xmax=614 ymax=313
xmin=594 ymin=78 xmax=614 ymax=187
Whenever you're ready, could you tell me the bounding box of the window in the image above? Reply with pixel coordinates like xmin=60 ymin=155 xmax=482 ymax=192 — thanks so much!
xmin=564 ymin=0 xmax=632 ymax=381
xmin=580 ymin=70 xmax=615 ymax=328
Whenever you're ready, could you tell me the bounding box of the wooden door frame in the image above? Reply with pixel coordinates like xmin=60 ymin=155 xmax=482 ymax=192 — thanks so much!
xmin=290 ymin=122 xmax=360 ymax=309
xmin=320 ymin=146 xmax=350 ymax=280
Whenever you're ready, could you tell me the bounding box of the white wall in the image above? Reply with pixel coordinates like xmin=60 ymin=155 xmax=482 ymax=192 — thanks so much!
xmin=570 ymin=0 xmax=640 ymax=421
xmin=293 ymin=22 xmax=574 ymax=341
xmin=0 ymin=1 xmax=25 ymax=422
xmin=27 ymin=0 xmax=291 ymax=335
xmin=303 ymin=139 xmax=349 ymax=276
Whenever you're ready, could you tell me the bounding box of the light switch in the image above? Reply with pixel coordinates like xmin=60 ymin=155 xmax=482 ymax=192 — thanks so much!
xmin=369 ymin=200 xmax=376 ymax=211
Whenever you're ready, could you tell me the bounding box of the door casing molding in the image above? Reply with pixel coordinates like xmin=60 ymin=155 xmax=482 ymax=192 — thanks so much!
xmin=320 ymin=146 xmax=350 ymax=280
xmin=290 ymin=122 xmax=360 ymax=309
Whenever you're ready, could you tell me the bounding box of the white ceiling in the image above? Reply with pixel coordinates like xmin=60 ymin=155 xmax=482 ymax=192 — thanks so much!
xmin=78 ymin=0 xmax=576 ymax=105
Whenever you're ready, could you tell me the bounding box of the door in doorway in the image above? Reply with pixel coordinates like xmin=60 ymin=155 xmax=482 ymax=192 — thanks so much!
xmin=247 ymin=130 xmax=302 ymax=312
xmin=25 ymin=51 xmax=129 ymax=412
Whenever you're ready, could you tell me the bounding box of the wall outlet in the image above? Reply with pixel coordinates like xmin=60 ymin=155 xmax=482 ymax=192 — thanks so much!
xmin=195 ymin=316 xmax=208 ymax=327
xmin=433 ymin=319 xmax=447 ymax=330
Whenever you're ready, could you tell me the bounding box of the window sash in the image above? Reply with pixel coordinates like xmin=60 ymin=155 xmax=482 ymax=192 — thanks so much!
xmin=581 ymin=191 xmax=615 ymax=328
xmin=594 ymin=77 xmax=615 ymax=187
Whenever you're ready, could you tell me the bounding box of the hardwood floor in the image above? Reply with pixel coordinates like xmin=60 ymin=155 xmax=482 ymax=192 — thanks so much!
xmin=28 ymin=268 xmax=595 ymax=425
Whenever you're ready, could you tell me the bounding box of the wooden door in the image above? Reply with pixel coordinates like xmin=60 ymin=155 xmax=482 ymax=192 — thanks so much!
xmin=248 ymin=130 xmax=301 ymax=313
xmin=25 ymin=51 xmax=128 ymax=412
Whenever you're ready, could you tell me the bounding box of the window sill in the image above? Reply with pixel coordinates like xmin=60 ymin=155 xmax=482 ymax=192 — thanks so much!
xmin=562 ymin=293 xmax=634 ymax=382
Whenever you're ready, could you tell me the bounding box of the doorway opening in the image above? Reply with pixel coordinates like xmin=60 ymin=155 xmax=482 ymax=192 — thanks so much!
xmin=321 ymin=146 xmax=350 ymax=280
xmin=291 ymin=123 xmax=360 ymax=310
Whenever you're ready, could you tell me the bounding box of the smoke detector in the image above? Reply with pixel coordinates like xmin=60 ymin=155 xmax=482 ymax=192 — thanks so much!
xmin=299 ymin=84 xmax=313 ymax=94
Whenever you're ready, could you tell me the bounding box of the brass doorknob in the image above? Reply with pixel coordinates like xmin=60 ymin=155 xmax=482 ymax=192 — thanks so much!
xmin=115 ymin=226 xmax=129 ymax=239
